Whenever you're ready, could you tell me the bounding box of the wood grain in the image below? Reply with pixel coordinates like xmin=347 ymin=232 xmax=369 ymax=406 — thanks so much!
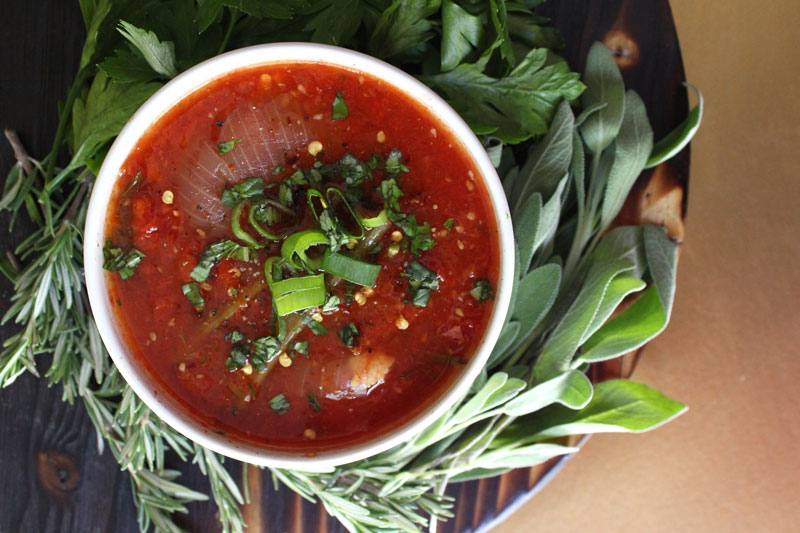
xmin=0 ymin=1 xmax=689 ymax=531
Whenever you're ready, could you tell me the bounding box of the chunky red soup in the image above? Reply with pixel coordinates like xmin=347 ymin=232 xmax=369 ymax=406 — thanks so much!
xmin=104 ymin=62 xmax=500 ymax=452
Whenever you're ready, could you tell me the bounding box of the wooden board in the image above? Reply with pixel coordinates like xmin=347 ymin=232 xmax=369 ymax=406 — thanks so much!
xmin=0 ymin=1 xmax=689 ymax=531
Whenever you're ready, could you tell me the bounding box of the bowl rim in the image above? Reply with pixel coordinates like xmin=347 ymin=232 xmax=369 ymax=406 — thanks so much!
xmin=84 ymin=42 xmax=514 ymax=470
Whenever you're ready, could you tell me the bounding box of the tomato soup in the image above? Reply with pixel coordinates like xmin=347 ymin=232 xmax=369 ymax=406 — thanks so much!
xmin=103 ymin=62 xmax=500 ymax=452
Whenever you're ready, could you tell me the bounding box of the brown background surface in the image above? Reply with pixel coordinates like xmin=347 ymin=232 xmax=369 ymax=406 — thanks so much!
xmin=497 ymin=1 xmax=800 ymax=531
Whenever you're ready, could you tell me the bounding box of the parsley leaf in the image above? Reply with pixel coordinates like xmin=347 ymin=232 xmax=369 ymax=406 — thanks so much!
xmin=218 ymin=137 xmax=243 ymax=154
xmin=402 ymin=261 xmax=440 ymax=307
xmin=419 ymin=48 xmax=584 ymax=143
xmin=70 ymin=72 xmax=160 ymax=170
xmin=470 ymin=279 xmax=494 ymax=301
xmin=190 ymin=240 xmax=251 ymax=282
xmin=440 ymin=0 xmax=482 ymax=72
xmin=332 ymin=91 xmax=349 ymax=120
xmin=117 ymin=21 xmax=178 ymax=79
xmin=305 ymin=0 xmax=363 ymax=46
xmin=220 ymin=177 xmax=264 ymax=208
xmin=443 ymin=218 xmax=454 ymax=230
xmin=337 ymin=322 xmax=360 ymax=347
xmin=269 ymin=393 xmax=291 ymax=415
xmin=102 ymin=240 xmax=145 ymax=280
xmin=369 ymin=0 xmax=441 ymax=59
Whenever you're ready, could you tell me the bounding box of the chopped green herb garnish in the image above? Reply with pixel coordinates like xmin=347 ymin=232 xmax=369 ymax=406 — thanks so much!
xmin=217 ymin=137 xmax=242 ymax=154
xmin=301 ymin=313 xmax=329 ymax=336
xmin=293 ymin=340 xmax=309 ymax=358
xmin=338 ymin=152 xmax=367 ymax=186
xmin=269 ymin=393 xmax=291 ymax=415
xmin=380 ymin=178 xmax=403 ymax=212
xmin=331 ymin=91 xmax=349 ymax=120
xmin=271 ymin=165 xmax=286 ymax=175
xmin=322 ymin=294 xmax=341 ymax=313
xmin=225 ymin=343 xmax=250 ymax=371
xmin=318 ymin=209 xmax=350 ymax=253
xmin=224 ymin=330 xmax=245 ymax=343
xmin=103 ymin=239 xmax=145 ymax=280
xmin=286 ymin=169 xmax=308 ymax=186
xmin=337 ymin=322 xmax=360 ymax=347
xmin=229 ymin=288 xmax=238 ymax=297
xmin=306 ymin=392 xmax=322 ymax=412
xmin=470 ymin=279 xmax=494 ymax=302
xmin=402 ymin=261 xmax=440 ymax=308
xmin=443 ymin=218 xmax=454 ymax=230
xmin=220 ymin=177 xmax=263 ymax=208
xmin=190 ymin=240 xmax=251 ymax=282
xmin=384 ymin=149 xmax=409 ymax=175
xmin=181 ymin=282 xmax=205 ymax=309
xmin=278 ymin=182 xmax=293 ymax=206
xmin=251 ymin=336 xmax=281 ymax=370
xmin=124 ymin=171 xmax=143 ymax=195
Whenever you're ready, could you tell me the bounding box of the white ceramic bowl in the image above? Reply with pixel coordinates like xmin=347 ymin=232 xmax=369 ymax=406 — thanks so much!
xmin=84 ymin=43 xmax=514 ymax=470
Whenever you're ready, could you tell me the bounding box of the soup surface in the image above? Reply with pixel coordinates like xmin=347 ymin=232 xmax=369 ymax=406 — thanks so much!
xmin=104 ymin=62 xmax=500 ymax=452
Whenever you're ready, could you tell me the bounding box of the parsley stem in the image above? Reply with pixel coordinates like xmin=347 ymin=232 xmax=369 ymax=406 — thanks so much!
xmin=44 ymin=67 xmax=89 ymax=185
xmin=218 ymin=9 xmax=242 ymax=55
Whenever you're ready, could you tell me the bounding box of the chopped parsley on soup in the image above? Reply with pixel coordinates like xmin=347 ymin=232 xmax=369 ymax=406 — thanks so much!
xmin=103 ymin=62 xmax=500 ymax=452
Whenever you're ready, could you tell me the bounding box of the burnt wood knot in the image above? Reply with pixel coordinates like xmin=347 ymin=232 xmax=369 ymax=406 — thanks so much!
xmin=603 ymin=30 xmax=640 ymax=68
xmin=37 ymin=450 xmax=80 ymax=494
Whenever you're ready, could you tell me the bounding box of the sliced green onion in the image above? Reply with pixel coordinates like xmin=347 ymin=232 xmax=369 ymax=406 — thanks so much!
xmin=231 ymin=201 xmax=262 ymax=248
xmin=326 ymin=187 xmax=364 ymax=239
xmin=270 ymin=274 xmax=327 ymax=316
xmin=320 ymin=249 xmax=381 ymax=287
xmin=281 ymin=229 xmax=328 ymax=271
xmin=307 ymin=188 xmax=327 ymax=222
xmin=248 ymin=199 xmax=290 ymax=241
xmin=360 ymin=209 xmax=388 ymax=228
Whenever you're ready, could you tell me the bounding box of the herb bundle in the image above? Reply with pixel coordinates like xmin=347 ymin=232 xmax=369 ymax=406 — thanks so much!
xmin=0 ymin=1 xmax=701 ymax=532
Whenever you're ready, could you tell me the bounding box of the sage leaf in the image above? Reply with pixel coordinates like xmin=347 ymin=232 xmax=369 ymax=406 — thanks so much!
xmin=571 ymin=131 xmax=586 ymax=213
xmin=512 ymin=263 xmax=561 ymax=344
xmin=512 ymin=99 xmax=574 ymax=214
xmin=487 ymin=320 xmax=521 ymax=368
xmin=535 ymin=175 xmax=568 ymax=253
xmin=449 ymin=467 xmax=512 ymax=483
xmin=582 ymin=273 xmax=646 ymax=342
xmin=580 ymin=41 xmax=625 ymax=154
xmin=450 ymin=372 xmax=525 ymax=426
xmin=532 ymin=227 xmax=649 ymax=382
xmin=600 ymin=90 xmax=653 ymax=230
xmin=513 ymin=192 xmax=542 ymax=273
xmin=646 ymin=83 xmax=704 ymax=168
xmin=528 ymin=379 xmax=687 ymax=439
xmin=502 ymin=370 xmax=593 ymax=416
xmin=118 ymin=21 xmax=178 ymax=79
xmin=441 ymin=0 xmax=483 ymax=71
xmin=579 ymin=226 xmax=677 ymax=362
xmin=473 ymin=443 xmax=577 ymax=469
